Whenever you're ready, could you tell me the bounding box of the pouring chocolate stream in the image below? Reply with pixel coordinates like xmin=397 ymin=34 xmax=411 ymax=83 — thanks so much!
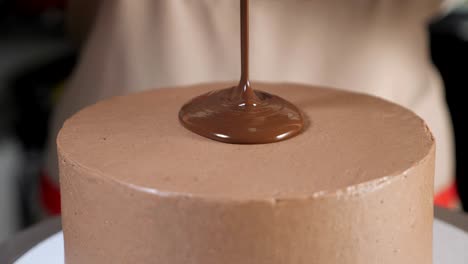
xmin=179 ymin=0 xmax=304 ymax=144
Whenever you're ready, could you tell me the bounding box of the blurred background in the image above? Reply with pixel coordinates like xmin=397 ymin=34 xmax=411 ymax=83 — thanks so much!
xmin=0 ymin=0 xmax=467 ymax=244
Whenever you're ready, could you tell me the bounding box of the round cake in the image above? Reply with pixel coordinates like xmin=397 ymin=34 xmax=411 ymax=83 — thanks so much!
xmin=58 ymin=83 xmax=435 ymax=264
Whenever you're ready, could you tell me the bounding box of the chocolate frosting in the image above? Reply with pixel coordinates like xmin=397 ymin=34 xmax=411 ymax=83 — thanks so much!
xmin=58 ymin=83 xmax=433 ymax=199
xmin=59 ymin=83 xmax=435 ymax=264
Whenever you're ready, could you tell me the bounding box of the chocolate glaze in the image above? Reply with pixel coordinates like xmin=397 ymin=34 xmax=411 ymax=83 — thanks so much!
xmin=179 ymin=0 xmax=304 ymax=144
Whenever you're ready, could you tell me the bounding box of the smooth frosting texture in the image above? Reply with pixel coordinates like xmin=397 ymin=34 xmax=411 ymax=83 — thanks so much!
xmin=59 ymin=83 xmax=435 ymax=264
xmin=58 ymin=83 xmax=433 ymax=199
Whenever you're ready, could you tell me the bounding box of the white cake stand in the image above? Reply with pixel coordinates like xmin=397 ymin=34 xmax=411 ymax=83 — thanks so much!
xmin=1 ymin=208 xmax=467 ymax=264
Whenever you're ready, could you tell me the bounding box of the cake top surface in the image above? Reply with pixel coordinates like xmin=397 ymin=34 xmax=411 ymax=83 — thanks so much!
xmin=58 ymin=83 xmax=434 ymax=200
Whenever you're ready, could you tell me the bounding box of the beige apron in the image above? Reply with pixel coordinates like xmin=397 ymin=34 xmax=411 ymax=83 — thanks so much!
xmin=49 ymin=0 xmax=455 ymax=192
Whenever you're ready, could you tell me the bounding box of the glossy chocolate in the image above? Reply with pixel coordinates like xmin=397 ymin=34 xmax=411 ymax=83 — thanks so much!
xmin=179 ymin=0 xmax=304 ymax=144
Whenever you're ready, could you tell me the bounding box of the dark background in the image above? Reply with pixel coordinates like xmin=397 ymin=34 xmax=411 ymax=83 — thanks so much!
xmin=430 ymin=10 xmax=468 ymax=213
xmin=0 ymin=0 xmax=467 ymax=243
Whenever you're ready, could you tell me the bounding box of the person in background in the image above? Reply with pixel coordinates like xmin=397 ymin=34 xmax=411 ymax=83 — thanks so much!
xmin=39 ymin=0 xmax=459 ymax=216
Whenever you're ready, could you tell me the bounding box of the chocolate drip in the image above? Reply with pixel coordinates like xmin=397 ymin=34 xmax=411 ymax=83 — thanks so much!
xmin=179 ymin=0 xmax=304 ymax=144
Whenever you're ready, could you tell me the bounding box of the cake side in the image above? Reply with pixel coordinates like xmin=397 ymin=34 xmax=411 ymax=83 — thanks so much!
xmin=59 ymin=144 xmax=434 ymax=264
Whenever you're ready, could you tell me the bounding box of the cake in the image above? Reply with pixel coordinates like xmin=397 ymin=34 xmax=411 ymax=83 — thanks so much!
xmin=58 ymin=82 xmax=435 ymax=263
